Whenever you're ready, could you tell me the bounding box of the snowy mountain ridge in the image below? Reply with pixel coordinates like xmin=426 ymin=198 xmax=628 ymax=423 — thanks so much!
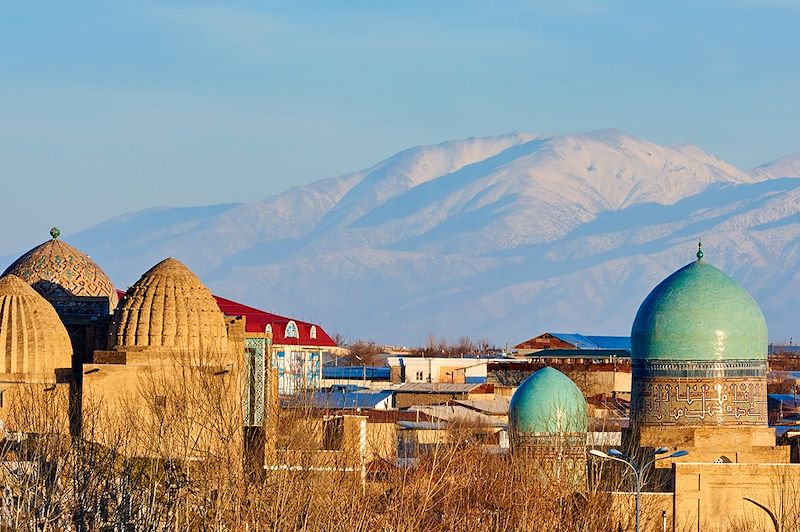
xmin=6 ymin=129 xmax=800 ymax=345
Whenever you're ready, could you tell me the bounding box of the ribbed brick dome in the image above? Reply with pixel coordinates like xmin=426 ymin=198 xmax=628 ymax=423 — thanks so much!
xmin=0 ymin=275 xmax=73 ymax=381
xmin=3 ymin=228 xmax=118 ymax=314
xmin=109 ymin=258 xmax=227 ymax=352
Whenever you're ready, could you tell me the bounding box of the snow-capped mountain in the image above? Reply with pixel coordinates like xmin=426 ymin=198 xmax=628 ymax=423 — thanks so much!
xmin=7 ymin=130 xmax=800 ymax=345
xmin=752 ymin=153 xmax=800 ymax=180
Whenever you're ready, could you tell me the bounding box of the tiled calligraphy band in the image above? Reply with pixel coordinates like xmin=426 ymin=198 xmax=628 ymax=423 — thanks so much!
xmin=632 ymin=359 xmax=768 ymax=427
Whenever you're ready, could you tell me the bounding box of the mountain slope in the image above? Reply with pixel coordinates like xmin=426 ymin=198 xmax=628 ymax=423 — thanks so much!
xmin=10 ymin=130 xmax=800 ymax=345
xmin=752 ymin=153 xmax=800 ymax=180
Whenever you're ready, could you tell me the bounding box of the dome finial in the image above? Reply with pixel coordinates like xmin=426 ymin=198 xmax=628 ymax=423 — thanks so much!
xmin=696 ymin=239 xmax=704 ymax=261
xmin=49 ymin=227 xmax=60 ymax=240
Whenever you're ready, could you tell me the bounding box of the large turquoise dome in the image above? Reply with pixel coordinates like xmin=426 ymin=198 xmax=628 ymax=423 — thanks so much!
xmin=509 ymin=367 xmax=587 ymax=434
xmin=631 ymin=255 xmax=767 ymax=362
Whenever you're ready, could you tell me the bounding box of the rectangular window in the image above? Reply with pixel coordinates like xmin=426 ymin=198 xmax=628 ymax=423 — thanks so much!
xmin=416 ymin=371 xmax=424 ymax=381
xmin=323 ymin=417 xmax=344 ymax=450
xmin=154 ymin=395 xmax=167 ymax=411
xmin=308 ymin=351 xmax=320 ymax=388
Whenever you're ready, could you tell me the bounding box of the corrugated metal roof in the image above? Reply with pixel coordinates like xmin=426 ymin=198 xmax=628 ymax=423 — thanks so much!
xmin=550 ymin=333 xmax=631 ymax=351
xmin=453 ymin=399 xmax=510 ymax=415
xmin=303 ymin=390 xmax=394 ymax=409
xmin=397 ymin=421 xmax=447 ymax=430
xmin=775 ymin=425 xmax=800 ymax=438
xmin=214 ymin=294 xmax=337 ymax=346
xmin=525 ymin=349 xmax=630 ymax=359
xmin=322 ymin=366 xmax=391 ymax=380
xmin=768 ymin=394 xmax=800 ymax=408
xmin=550 ymin=333 xmax=595 ymax=348
xmin=586 ymin=335 xmax=631 ymax=350
xmin=770 ymin=345 xmax=800 ymax=355
xmin=117 ymin=288 xmax=337 ymax=346
xmin=395 ymin=382 xmax=481 ymax=394
xmin=408 ymin=405 xmax=505 ymax=427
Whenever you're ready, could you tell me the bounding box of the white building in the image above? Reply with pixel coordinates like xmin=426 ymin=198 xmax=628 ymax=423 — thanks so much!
xmin=386 ymin=355 xmax=507 ymax=384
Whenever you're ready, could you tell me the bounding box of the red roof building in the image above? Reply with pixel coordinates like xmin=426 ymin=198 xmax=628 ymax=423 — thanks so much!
xmin=116 ymin=289 xmax=336 ymax=396
xmin=116 ymin=289 xmax=336 ymax=348
xmin=213 ymin=295 xmax=336 ymax=348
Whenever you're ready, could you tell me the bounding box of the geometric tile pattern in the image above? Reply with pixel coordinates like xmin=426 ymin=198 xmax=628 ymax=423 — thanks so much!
xmin=2 ymin=232 xmax=118 ymax=316
xmin=244 ymin=337 xmax=266 ymax=427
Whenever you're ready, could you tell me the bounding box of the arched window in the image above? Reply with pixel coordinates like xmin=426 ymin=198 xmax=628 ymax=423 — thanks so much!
xmin=265 ymin=324 xmax=272 ymax=335
xmin=285 ymin=321 xmax=299 ymax=339
xmin=310 ymin=326 xmax=317 ymax=340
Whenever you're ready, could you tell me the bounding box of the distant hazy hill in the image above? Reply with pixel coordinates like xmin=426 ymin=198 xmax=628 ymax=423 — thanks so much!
xmin=14 ymin=130 xmax=800 ymax=345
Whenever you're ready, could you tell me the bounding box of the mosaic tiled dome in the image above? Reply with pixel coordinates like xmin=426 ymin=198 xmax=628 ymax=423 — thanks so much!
xmin=3 ymin=228 xmax=118 ymax=314
xmin=109 ymin=258 xmax=228 ymax=352
xmin=631 ymin=251 xmax=767 ymax=362
xmin=509 ymin=367 xmax=587 ymax=434
xmin=0 ymin=275 xmax=72 ymax=381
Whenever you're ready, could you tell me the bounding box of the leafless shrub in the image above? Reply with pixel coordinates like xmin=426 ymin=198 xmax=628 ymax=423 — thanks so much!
xmin=0 ymin=351 xmax=643 ymax=532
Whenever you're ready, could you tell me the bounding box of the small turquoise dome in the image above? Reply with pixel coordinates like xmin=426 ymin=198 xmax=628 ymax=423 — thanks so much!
xmin=632 ymin=257 xmax=767 ymax=362
xmin=509 ymin=367 xmax=588 ymax=434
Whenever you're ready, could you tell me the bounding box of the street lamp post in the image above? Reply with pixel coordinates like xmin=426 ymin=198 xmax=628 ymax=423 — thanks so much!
xmin=589 ymin=447 xmax=688 ymax=532
xmin=354 ymin=355 xmax=366 ymax=383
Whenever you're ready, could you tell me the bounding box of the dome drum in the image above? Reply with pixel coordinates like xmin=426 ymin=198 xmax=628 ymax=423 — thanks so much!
xmin=508 ymin=367 xmax=588 ymax=484
xmin=631 ymin=362 xmax=768 ymax=428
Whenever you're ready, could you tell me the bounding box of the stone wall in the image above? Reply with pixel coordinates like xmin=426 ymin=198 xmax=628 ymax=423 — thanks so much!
xmin=674 ymin=462 xmax=800 ymax=531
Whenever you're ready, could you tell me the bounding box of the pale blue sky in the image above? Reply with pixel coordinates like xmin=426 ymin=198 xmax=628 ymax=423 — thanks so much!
xmin=1 ymin=0 xmax=798 ymax=253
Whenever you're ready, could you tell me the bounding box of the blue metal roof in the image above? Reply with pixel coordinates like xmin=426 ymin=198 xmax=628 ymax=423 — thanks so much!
xmin=768 ymin=394 xmax=800 ymax=408
xmin=550 ymin=333 xmax=594 ymax=348
xmin=328 ymin=384 xmax=369 ymax=393
xmin=775 ymin=424 xmax=800 ymax=437
xmin=397 ymin=421 xmax=448 ymax=430
xmin=322 ymin=366 xmax=391 ymax=380
xmin=586 ymin=335 xmax=631 ymax=350
xmin=306 ymin=390 xmax=394 ymax=409
xmin=769 ymin=345 xmax=800 ymax=355
xmin=550 ymin=333 xmax=631 ymax=351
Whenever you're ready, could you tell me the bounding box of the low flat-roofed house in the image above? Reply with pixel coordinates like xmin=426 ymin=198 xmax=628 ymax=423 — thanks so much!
xmin=403 ymin=404 xmax=507 ymax=451
xmin=302 ymin=389 xmax=395 ymax=411
xmin=406 ymin=404 xmax=505 ymax=429
xmin=393 ymin=382 xmax=494 ymax=409
xmin=386 ymin=355 xmax=505 ymax=385
xmin=452 ymin=398 xmax=510 ymax=419
xmin=320 ymin=366 xmax=391 ymax=391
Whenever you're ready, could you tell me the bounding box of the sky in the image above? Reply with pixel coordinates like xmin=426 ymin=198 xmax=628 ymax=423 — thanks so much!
xmin=1 ymin=0 xmax=798 ymax=254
